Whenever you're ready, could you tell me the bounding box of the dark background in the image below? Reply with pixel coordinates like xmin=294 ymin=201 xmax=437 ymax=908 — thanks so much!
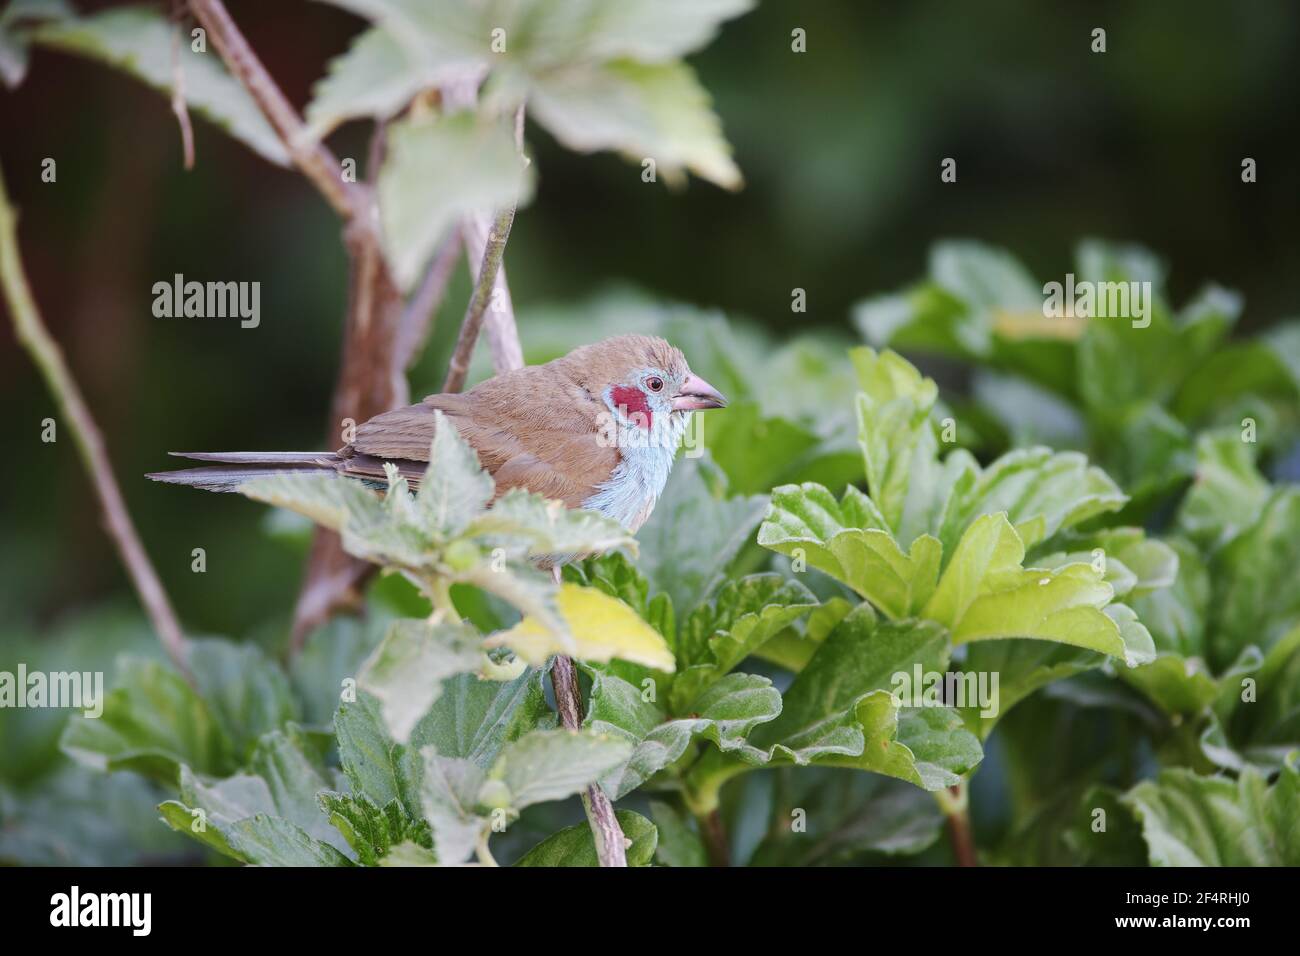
xmin=2 ymin=0 xmax=1298 ymax=641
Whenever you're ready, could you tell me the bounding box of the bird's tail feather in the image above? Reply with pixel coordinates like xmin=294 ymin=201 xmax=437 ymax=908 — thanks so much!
xmin=147 ymin=451 xmax=341 ymax=493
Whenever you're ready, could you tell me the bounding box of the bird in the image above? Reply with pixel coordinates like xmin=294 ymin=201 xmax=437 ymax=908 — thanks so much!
xmin=147 ymin=335 xmax=728 ymax=532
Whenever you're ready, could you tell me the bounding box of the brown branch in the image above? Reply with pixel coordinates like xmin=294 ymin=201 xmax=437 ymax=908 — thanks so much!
xmin=188 ymin=0 xmax=359 ymax=219
xmin=939 ymin=782 xmax=979 ymax=867
xmin=0 ymin=165 xmax=190 ymax=679
xmin=550 ymin=652 xmax=629 ymax=867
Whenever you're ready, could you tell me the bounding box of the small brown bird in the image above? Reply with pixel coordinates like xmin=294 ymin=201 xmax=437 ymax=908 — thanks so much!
xmin=148 ymin=335 xmax=727 ymax=532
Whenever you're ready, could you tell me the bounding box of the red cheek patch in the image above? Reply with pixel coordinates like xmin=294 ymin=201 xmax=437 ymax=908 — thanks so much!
xmin=611 ymin=386 xmax=653 ymax=429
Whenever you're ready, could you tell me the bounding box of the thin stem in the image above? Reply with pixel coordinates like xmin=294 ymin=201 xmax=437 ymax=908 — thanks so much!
xmin=551 ymin=654 xmax=628 ymax=867
xmin=187 ymin=0 xmax=360 ymax=219
xmin=936 ymin=781 xmax=978 ymax=867
xmin=0 ymin=165 xmax=190 ymax=679
xmin=700 ymin=809 xmax=731 ymax=868
xmin=441 ymin=204 xmax=518 ymax=393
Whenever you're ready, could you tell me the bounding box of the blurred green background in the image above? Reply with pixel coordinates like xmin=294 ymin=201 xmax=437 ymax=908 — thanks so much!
xmin=2 ymin=0 xmax=1298 ymax=641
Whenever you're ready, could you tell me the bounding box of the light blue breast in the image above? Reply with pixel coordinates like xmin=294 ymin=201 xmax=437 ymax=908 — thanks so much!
xmin=582 ymin=411 xmax=690 ymax=530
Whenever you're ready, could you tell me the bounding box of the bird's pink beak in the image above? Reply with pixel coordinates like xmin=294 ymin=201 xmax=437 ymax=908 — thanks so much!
xmin=673 ymin=373 xmax=728 ymax=411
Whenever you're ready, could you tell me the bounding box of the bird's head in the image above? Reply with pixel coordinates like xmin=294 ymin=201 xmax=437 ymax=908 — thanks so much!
xmin=562 ymin=335 xmax=727 ymax=435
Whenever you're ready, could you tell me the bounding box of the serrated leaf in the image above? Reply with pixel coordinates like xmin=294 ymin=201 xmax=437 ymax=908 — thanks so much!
xmin=60 ymin=657 xmax=232 ymax=784
xmin=415 ymin=410 xmax=496 ymax=536
xmin=490 ymin=728 xmax=632 ymax=810
xmin=378 ymin=110 xmax=532 ymax=290
xmin=410 ymin=667 xmax=553 ymax=767
xmin=489 ymin=583 xmax=676 ymax=671
xmin=690 ymin=606 xmax=982 ymax=799
xmin=159 ymin=728 xmax=353 ymax=866
xmin=530 ymin=58 xmax=740 ymax=189
xmin=758 ymin=483 xmax=941 ymax=619
xmin=465 ymin=489 xmax=635 ymax=560
xmin=924 ymin=514 xmax=1152 ymax=665
xmin=32 ymin=7 xmax=289 ymax=165
xmin=669 ymin=573 xmax=816 ymax=709
xmin=937 ymin=447 xmax=1126 ymax=553
xmin=1122 ymin=764 xmax=1300 ymax=866
xmin=1209 ymin=487 xmax=1300 ymax=670
xmin=358 ymin=619 xmax=483 ymax=744
xmin=334 ymin=694 xmax=422 ymax=819
xmin=851 ymin=348 xmax=943 ymax=540
xmin=586 ymin=669 xmax=781 ymax=798
xmin=186 ymin=639 xmax=298 ymax=761
xmin=418 ymin=749 xmax=485 ymax=865
xmin=514 ymin=810 xmax=657 ymax=867
xmin=317 ymin=790 xmax=430 ymax=866
xmin=1176 ymin=430 xmax=1271 ymax=549
xmin=304 ymin=25 xmax=469 ymax=140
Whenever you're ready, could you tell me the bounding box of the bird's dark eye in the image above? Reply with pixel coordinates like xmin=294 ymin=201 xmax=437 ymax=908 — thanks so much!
xmin=646 ymin=376 xmax=665 ymax=392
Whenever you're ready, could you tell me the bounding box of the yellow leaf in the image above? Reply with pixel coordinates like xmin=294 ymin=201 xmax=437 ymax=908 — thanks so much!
xmin=489 ymin=584 xmax=675 ymax=672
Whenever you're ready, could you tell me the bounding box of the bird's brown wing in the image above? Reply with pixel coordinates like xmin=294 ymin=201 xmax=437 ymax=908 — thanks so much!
xmin=343 ymin=365 xmax=618 ymax=507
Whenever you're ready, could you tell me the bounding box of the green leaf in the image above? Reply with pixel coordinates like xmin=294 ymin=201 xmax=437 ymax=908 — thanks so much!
xmin=0 ymin=765 xmax=187 ymax=866
xmin=334 ymin=694 xmax=422 ymax=819
xmin=704 ymin=402 xmax=825 ymax=495
xmin=318 ymin=792 xmax=429 ymax=866
xmin=749 ymin=772 xmax=943 ymax=865
xmin=692 ymin=606 xmax=982 ymax=796
xmin=358 ymin=619 xmax=484 ymax=744
xmin=530 ymin=58 xmax=740 ymax=189
xmin=960 ymin=640 xmax=1103 ymax=738
xmin=1209 ymin=488 xmax=1300 ymax=670
xmin=633 ymin=455 xmax=767 ymax=615
xmin=1220 ymin=625 xmax=1300 ymax=770
xmin=1122 ymin=764 xmax=1300 ymax=866
xmin=32 ymin=7 xmax=289 ymax=165
xmin=465 ymin=489 xmax=635 ymax=560
xmin=670 ymin=573 xmax=816 ymax=709
xmin=60 ymin=657 xmax=232 ymax=783
xmin=304 ymin=26 xmax=456 ymax=140
xmin=514 ymin=810 xmax=657 ymax=867
xmin=586 ymin=669 xmax=781 ymax=798
xmin=649 ymin=800 xmax=707 ymax=867
xmin=937 ymin=447 xmax=1126 ymax=554
xmin=186 ymin=639 xmax=298 ymax=761
xmin=758 ymin=483 xmax=941 ymax=619
xmin=415 ymin=410 xmax=496 ymax=536
xmin=925 ymin=514 xmax=1153 ymax=665
xmin=410 ymin=667 xmax=553 ymax=767
xmin=1129 ymin=537 xmax=1208 ymax=658
xmin=290 ymin=614 xmax=388 ymax=727
xmin=418 ymin=749 xmax=485 ymax=865
xmin=1176 ymin=430 xmax=1270 ymax=549
xmin=159 ymin=729 xmax=353 ymax=866
xmin=1120 ymin=654 xmax=1220 ymax=718
xmin=489 ymin=728 xmax=633 ymax=810
xmin=851 ymin=347 xmax=942 ymax=539
xmin=378 ymin=110 xmax=532 ymax=291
